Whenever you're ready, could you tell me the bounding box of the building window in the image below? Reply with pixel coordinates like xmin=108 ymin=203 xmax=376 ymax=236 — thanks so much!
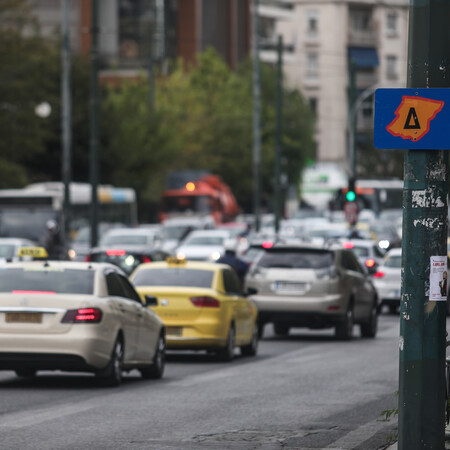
xmin=308 ymin=97 xmax=318 ymax=114
xmin=386 ymin=55 xmax=398 ymax=79
xmin=351 ymin=9 xmax=371 ymax=32
xmin=306 ymin=11 xmax=319 ymax=38
xmin=386 ymin=13 xmax=398 ymax=36
xmin=306 ymin=52 xmax=319 ymax=79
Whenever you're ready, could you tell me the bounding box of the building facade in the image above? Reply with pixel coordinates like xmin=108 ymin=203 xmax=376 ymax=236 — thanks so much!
xmin=259 ymin=0 xmax=409 ymax=171
xmin=29 ymin=0 xmax=250 ymax=73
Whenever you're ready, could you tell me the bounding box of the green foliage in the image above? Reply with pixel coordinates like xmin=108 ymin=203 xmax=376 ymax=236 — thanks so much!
xmin=101 ymin=48 xmax=316 ymax=220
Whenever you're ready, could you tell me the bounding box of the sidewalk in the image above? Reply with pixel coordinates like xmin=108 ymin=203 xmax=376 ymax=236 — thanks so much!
xmin=386 ymin=430 xmax=450 ymax=449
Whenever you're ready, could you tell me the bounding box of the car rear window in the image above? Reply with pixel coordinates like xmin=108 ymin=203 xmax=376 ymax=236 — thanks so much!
xmin=257 ymin=250 xmax=334 ymax=269
xmin=351 ymin=247 xmax=369 ymax=258
xmin=101 ymin=234 xmax=147 ymax=246
xmin=0 ymin=268 xmax=94 ymax=294
xmin=132 ymin=268 xmax=214 ymax=288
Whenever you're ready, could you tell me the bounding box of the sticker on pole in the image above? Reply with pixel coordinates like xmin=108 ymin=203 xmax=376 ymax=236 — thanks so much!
xmin=374 ymin=88 xmax=450 ymax=149
xmin=429 ymin=256 xmax=447 ymax=301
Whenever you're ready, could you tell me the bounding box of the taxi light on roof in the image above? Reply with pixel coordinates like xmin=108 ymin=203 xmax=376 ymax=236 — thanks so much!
xmin=106 ymin=249 xmax=127 ymax=256
xmin=167 ymin=256 xmax=187 ymax=265
xmin=342 ymin=242 xmax=354 ymax=249
xmin=17 ymin=247 xmax=48 ymax=259
xmin=186 ymin=182 xmax=196 ymax=192
xmin=365 ymin=259 xmax=376 ymax=268
xmin=262 ymin=241 xmax=273 ymax=249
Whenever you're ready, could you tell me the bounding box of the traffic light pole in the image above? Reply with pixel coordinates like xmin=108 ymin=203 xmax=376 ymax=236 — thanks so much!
xmin=398 ymin=1 xmax=450 ymax=448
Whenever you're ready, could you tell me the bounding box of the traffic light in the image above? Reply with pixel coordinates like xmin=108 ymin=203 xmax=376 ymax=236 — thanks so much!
xmin=346 ymin=178 xmax=356 ymax=202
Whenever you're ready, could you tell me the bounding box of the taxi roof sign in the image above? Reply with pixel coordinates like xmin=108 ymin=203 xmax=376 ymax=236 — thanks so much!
xmin=374 ymin=88 xmax=450 ymax=149
xmin=18 ymin=247 xmax=48 ymax=259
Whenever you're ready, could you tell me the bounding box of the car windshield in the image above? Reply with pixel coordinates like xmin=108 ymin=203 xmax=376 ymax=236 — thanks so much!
xmin=101 ymin=234 xmax=147 ymax=246
xmin=183 ymin=236 xmax=224 ymax=246
xmin=132 ymin=268 xmax=213 ymax=288
xmin=0 ymin=244 xmax=16 ymax=259
xmin=0 ymin=268 xmax=95 ymax=294
xmin=257 ymin=250 xmax=334 ymax=269
xmin=384 ymin=255 xmax=402 ymax=268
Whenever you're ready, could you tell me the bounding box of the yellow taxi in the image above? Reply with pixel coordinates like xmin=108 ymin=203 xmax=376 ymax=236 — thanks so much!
xmin=130 ymin=257 xmax=258 ymax=361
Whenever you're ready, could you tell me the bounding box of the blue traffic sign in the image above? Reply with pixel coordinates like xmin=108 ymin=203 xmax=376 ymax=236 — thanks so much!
xmin=374 ymin=88 xmax=450 ymax=149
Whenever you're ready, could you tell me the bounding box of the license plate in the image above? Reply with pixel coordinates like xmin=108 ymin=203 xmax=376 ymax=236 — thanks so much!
xmin=274 ymin=281 xmax=306 ymax=293
xmin=166 ymin=326 xmax=182 ymax=336
xmin=5 ymin=312 xmax=43 ymax=323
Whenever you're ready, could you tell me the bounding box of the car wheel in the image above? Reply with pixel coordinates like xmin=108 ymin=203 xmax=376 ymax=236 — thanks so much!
xmin=217 ymin=324 xmax=235 ymax=362
xmin=101 ymin=337 xmax=124 ymax=387
xmin=140 ymin=333 xmax=166 ymax=380
xmin=335 ymin=305 xmax=354 ymax=341
xmin=241 ymin=323 xmax=259 ymax=357
xmin=274 ymin=323 xmax=290 ymax=336
xmin=360 ymin=299 xmax=378 ymax=338
xmin=15 ymin=369 xmax=36 ymax=378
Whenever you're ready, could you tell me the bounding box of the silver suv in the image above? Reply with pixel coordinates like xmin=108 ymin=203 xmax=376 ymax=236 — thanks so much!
xmin=245 ymin=244 xmax=378 ymax=340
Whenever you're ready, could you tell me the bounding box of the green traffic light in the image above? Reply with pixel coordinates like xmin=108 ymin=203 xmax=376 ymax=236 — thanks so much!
xmin=346 ymin=191 xmax=356 ymax=202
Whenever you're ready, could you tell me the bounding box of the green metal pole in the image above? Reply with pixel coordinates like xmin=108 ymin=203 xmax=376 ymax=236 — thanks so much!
xmin=252 ymin=0 xmax=261 ymax=232
xmin=89 ymin=0 xmax=99 ymax=248
xmin=274 ymin=35 xmax=283 ymax=233
xmin=398 ymin=1 xmax=450 ymax=448
xmin=61 ymin=0 xmax=71 ymax=256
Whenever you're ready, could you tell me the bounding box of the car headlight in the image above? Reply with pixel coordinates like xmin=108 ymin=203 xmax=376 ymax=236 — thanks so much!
xmin=210 ymin=251 xmax=221 ymax=261
xmin=177 ymin=251 xmax=186 ymax=260
xmin=68 ymin=248 xmax=76 ymax=260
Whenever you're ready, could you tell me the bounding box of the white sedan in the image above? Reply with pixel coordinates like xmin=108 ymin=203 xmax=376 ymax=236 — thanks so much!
xmin=373 ymin=248 xmax=402 ymax=314
xmin=176 ymin=229 xmax=232 ymax=261
xmin=0 ymin=261 xmax=165 ymax=386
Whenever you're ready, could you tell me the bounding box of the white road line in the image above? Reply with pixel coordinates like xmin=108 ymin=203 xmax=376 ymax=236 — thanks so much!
xmin=0 ymin=402 xmax=96 ymax=429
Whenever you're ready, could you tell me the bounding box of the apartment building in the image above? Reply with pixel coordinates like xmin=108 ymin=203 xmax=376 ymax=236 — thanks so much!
xmin=259 ymin=0 xmax=409 ymax=170
xmin=29 ymin=0 xmax=250 ymax=74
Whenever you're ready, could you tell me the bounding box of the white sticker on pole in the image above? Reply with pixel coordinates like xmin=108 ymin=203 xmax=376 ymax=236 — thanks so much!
xmin=429 ymin=256 xmax=448 ymax=301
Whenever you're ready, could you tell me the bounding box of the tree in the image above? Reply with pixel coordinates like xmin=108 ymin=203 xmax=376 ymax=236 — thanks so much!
xmin=101 ymin=49 xmax=316 ymax=221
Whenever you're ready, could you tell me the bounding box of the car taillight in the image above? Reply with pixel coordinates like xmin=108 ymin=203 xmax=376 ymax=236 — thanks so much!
xmin=142 ymin=255 xmax=152 ymax=263
xmin=365 ymin=259 xmax=376 ymax=268
xmin=106 ymin=249 xmax=126 ymax=256
xmin=61 ymin=308 xmax=102 ymax=323
xmin=373 ymin=271 xmax=385 ymax=278
xmin=190 ymin=296 xmax=220 ymax=307
xmin=84 ymin=255 xmax=91 ymax=262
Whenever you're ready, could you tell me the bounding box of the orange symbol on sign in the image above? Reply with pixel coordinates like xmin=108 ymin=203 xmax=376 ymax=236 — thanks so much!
xmin=386 ymin=96 xmax=444 ymax=142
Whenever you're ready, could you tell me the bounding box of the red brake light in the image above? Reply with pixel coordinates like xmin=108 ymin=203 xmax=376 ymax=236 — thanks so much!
xmin=262 ymin=241 xmax=273 ymax=249
xmin=343 ymin=242 xmax=354 ymax=249
xmin=106 ymin=249 xmax=126 ymax=256
xmin=84 ymin=255 xmax=91 ymax=262
xmin=190 ymin=296 xmax=220 ymax=307
xmin=62 ymin=308 xmax=102 ymax=323
xmin=373 ymin=271 xmax=385 ymax=278
xmin=365 ymin=259 xmax=376 ymax=268
xmin=142 ymin=255 xmax=152 ymax=263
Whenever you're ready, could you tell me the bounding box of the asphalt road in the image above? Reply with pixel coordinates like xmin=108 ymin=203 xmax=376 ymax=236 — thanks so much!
xmin=0 ymin=315 xmax=401 ymax=449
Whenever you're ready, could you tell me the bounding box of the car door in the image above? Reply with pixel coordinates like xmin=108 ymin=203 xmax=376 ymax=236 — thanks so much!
xmin=105 ymin=270 xmax=140 ymax=362
xmin=223 ymin=268 xmax=252 ymax=344
xmin=117 ymin=274 xmax=158 ymax=362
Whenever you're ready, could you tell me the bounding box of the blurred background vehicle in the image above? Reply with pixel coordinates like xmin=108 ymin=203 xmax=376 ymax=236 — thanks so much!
xmin=339 ymin=239 xmax=386 ymax=275
xmin=99 ymin=227 xmax=162 ymax=248
xmin=175 ymin=229 xmax=234 ymax=261
xmin=86 ymin=247 xmax=169 ymax=276
xmin=159 ymin=216 xmax=215 ymax=253
xmin=0 ymin=238 xmax=37 ymax=263
xmin=130 ymin=258 xmax=258 ymax=361
xmin=373 ymin=248 xmax=402 ymax=314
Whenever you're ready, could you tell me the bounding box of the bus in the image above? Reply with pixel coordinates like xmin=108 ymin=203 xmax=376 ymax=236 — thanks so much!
xmin=0 ymin=182 xmax=138 ymax=244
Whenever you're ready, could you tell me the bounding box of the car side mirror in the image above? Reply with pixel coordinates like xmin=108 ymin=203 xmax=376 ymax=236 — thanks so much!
xmin=144 ymin=295 xmax=158 ymax=307
xmin=246 ymin=287 xmax=258 ymax=296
